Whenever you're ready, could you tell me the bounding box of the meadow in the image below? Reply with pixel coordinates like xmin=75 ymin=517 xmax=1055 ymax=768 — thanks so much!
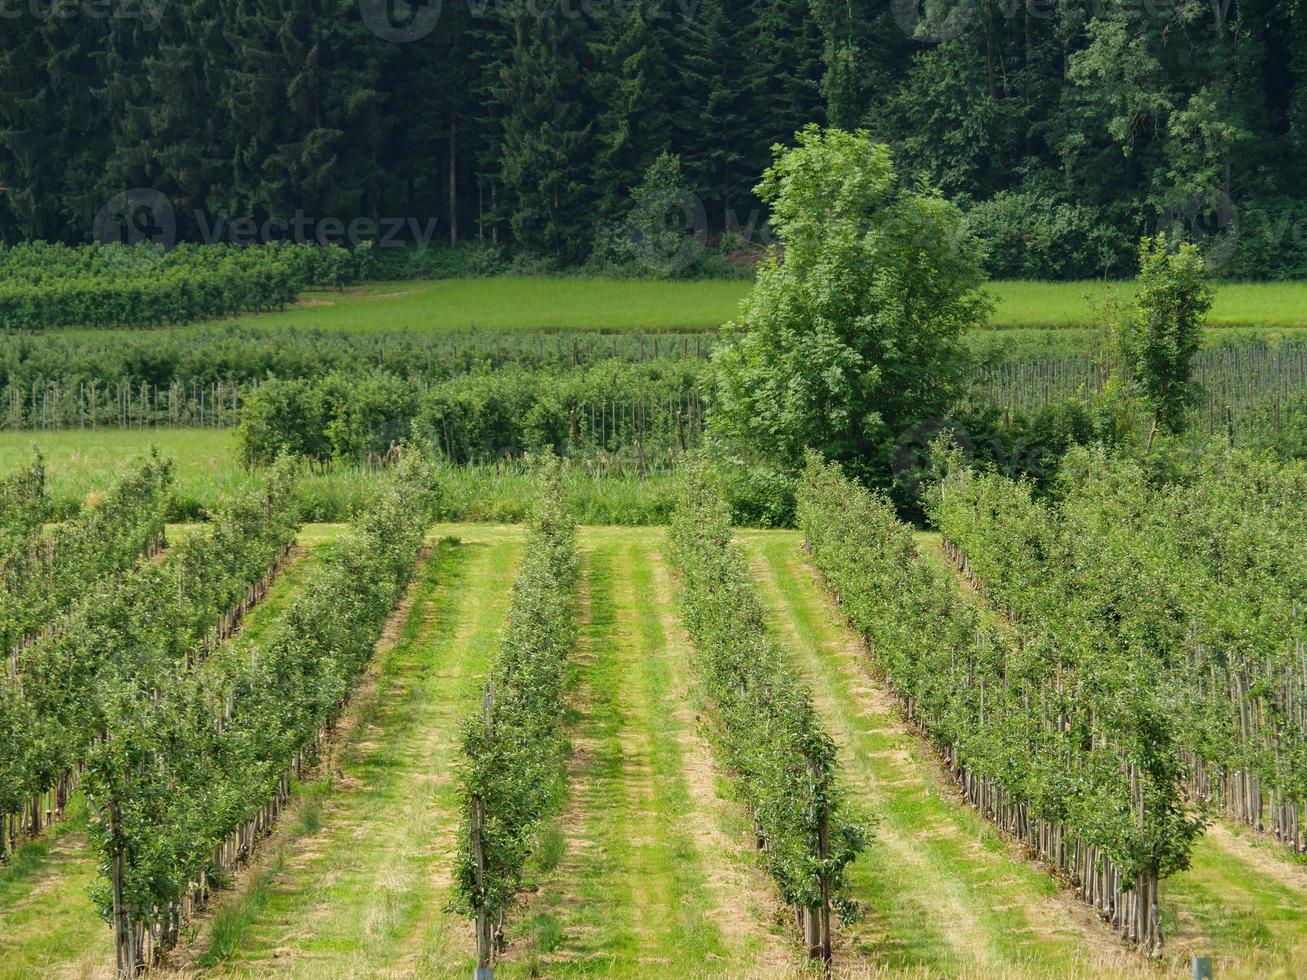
xmin=179 ymin=276 xmax=1307 ymax=336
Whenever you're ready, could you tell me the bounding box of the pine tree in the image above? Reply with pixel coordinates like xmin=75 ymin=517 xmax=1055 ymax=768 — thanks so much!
xmin=496 ymin=11 xmax=594 ymax=261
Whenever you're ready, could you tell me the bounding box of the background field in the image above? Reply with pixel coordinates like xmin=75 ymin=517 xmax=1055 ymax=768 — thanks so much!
xmin=177 ymin=277 xmax=1307 ymax=336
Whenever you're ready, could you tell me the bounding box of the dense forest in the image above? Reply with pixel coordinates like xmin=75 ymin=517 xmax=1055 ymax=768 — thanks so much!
xmin=2 ymin=0 xmax=1305 ymax=277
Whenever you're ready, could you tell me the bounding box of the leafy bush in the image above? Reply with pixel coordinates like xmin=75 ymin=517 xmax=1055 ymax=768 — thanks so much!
xmin=238 ymin=372 xmax=418 ymax=465
xmin=1224 ymin=196 xmax=1307 ymax=280
xmin=965 ymin=191 xmax=1130 ymax=279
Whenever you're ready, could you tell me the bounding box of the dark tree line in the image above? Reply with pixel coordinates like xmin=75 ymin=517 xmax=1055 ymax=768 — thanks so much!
xmin=2 ymin=0 xmax=1305 ymax=276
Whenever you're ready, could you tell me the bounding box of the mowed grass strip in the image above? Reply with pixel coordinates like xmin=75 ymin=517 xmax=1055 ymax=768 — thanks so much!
xmin=504 ymin=529 xmax=790 ymax=976
xmin=0 ymin=797 xmax=110 ymax=980
xmin=741 ymin=532 xmax=1151 ymax=980
xmin=186 ymin=276 xmax=1307 ymax=336
xmin=188 ymin=529 xmax=522 ymax=978
xmin=917 ymin=531 xmax=1307 ymax=979
xmin=205 ymin=277 xmax=751 ymax=334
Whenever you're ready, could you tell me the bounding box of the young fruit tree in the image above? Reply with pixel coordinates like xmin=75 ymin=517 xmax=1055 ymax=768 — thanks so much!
xmin=1112 ymin=233 xmax=1214 ymax=449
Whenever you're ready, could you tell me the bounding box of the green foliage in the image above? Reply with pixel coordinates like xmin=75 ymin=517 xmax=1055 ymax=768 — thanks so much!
xmin=964 ymin=192 xmax=1130 ymax=280
xmin=239 ymin=361 xmax=708 ymax=470
xmin=713 ymin=127 xmax=990 ymax=493
xmin=0 ymin=243 xmax=374 ymax=331
xmin=0 ymin=451 xmax=172 ymax=655
xmin=0 ymin=450 xmax=47 ymax=551
xmin=804 ymin=453 xmax=1201 ymax=896
xmin=238 ymin=373 xmax=418 ymax=466
xmin=935 ymin=446 xmax=1307 ymax=846
xmin=588 ymin=153 xmax=708 ymax=278
xmin=0 ymin=458 xmax=302 ymax=827
xmin=667 ymin=460 xmax=865 ymax=920
xmin=452 ymin=459 xmax=580 ymax=927
xmin=83 ymin=451 xmax=437 ymax=949
xmin=1112 ymin=235 xmax=1215 ymax=438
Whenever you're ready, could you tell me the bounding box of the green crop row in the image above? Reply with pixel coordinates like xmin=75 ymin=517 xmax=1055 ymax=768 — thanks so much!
xmin=453 ymin=459 xmax=580 ymax=969
xmin=82 ymin=450 xmax=436 ymax=975
xmin=668 ymin=461 xmax=865 ymax=963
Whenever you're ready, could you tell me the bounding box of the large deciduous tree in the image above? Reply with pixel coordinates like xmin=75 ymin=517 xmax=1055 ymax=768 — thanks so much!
xmin=712 ymin=126 xmax=989 ymax=490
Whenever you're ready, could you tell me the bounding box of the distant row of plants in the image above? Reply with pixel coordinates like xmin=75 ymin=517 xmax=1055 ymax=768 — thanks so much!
xmin=0 ymin=243 xmax=374 ymax=330
xmin=236 ymin=362 xmax=707 ymax=469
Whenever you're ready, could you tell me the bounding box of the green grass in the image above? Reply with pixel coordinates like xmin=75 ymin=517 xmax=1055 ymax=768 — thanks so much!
xmin=986 ymin=280 xmax=1307 ymax=329
xmin=203 ymin=277 xmax=752 ymax=334
xmin=0 ymin=429 xmax=679 ymax=526
xmin=501 ymin=536 xmax=766 ymax=975
xmin=178 ymin=277 xmax=1307 ymax=336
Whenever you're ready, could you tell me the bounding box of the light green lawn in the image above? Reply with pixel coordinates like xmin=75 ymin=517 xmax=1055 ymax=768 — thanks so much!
xmin=173 ymin=277 xmax=1307 ymax=335
xmin=988 ymin=280 xmax=1307 ymax=329
xmin=205 ymin=277 xmax=751 ymax=334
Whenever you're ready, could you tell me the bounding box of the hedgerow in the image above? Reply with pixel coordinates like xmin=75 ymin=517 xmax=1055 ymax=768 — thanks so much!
xmin=799 ymin=451 xmax=1199 ymax=955
xmin=668 ymin=461 xmax=865 ymax=964
xmin=0 ymin=243 xmax=374 ymax=331
xmin=452 ymin=458 xmax=579 ymax=971
xmin=83 ymin=449 xmax=437 ymax=976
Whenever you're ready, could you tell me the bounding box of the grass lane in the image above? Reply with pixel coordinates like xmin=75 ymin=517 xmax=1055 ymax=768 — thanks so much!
xmin=741 ymin=531 xmax=1152 ymax=979
xmin=187 ymin=529 xmax=521 ymax=977
xmin=0 ymin=797 xmax=110 ymax=980
xmin=503 ymin=529 xmax=795 ymax=976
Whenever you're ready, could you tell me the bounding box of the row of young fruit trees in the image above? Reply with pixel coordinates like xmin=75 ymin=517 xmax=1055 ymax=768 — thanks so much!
xmin=2 ymin=439 xmax=1302 ymax=974
xmin=800 ymin=446 xmax=1307 ymax=958
xmin=0 ymin=447 xmax=437 ymax=977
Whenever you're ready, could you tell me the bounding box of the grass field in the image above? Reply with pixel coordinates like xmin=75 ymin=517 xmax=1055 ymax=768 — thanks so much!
xmin=5 ymin=523 xmax=1303 ymax=978
xmin=175 ymin=277 xmax=1307 ymax=336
